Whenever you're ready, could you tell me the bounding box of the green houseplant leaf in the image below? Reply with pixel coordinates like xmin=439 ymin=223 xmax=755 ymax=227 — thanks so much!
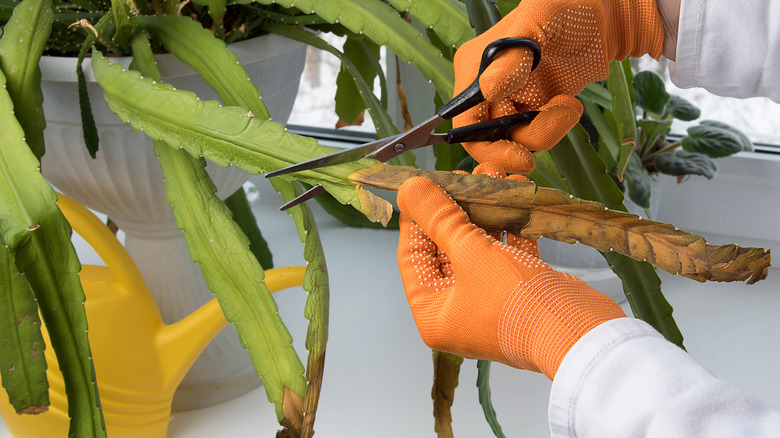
xmin=699 ymin=120 xmax=753 ymax=152
xmin=666 ymin=94 xmax=700 ymax=121
xmin=683 ymin=122 xmax=745 ymax=158
xmin=156 ymin=142 xmax=309 ymax=423
xmin=633 ymin=70 xmax=670 ymax=115
xmin=637 ymin=119 xmax=672 ymax=157
xmin=128 ymin=25 xmax=340 ymax=434
xmin=655 ymin=150 xmax=717 ymax=179
xmin=625 ymin=153 xmax=652 ymax=210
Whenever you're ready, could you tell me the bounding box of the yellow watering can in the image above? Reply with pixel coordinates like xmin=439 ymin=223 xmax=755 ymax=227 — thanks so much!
xmin=0 ymin=194 xmax=305 ymax=437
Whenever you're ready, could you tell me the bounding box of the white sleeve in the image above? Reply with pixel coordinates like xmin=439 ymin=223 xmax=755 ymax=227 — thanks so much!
xmin=668 ymin=0 xmax=780 ymax=102
xmin=548 ymin=318 xmax=780 ymax=437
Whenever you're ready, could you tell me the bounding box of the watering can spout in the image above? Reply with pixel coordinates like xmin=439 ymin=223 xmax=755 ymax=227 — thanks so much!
xmin=156 ymin=296 xmax=229 ymax=389
xmin=156 ymin=265 xmax=308 ymax=389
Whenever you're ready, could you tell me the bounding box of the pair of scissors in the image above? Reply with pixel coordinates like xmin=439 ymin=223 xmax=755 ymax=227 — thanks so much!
xmin=266 ymin=37 xmax=542 ymax=210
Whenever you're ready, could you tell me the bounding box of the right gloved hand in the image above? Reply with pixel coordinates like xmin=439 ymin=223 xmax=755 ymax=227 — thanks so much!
xmin=453 ymin=0 xmax=664 ymax=173
xmin=396 ymin=165 xmax=627 ymax=379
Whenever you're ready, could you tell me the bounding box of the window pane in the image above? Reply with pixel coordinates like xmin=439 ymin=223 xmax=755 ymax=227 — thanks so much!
xmin=286 ymin=33 xmax=380 ymax=134
xmin=635 ymin=57 xmax=780 ymax=147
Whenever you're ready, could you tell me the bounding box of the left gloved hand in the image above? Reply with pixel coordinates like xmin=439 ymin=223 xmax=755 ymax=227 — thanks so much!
xmin=396 ymin=163 xmax=626 ymax=379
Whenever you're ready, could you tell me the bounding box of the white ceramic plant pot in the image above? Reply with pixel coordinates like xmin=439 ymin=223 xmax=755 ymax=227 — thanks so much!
xmin=538 ymin=177 xmax=668 ymax=304
xmin=40 ymin=34 xmax=306 ymax=411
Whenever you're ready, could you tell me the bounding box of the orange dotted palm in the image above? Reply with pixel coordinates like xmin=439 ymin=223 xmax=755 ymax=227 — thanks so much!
xmin=397 ymin=164 xmax=626 ymax=379
xmin=453 ymin=0 xmax=664 ymax=173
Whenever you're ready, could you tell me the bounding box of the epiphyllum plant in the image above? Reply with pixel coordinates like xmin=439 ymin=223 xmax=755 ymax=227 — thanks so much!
xmin=0 ymin=1 xmax=771 ymax=438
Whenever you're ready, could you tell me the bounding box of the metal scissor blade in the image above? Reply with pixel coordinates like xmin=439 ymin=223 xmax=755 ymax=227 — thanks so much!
xmin=265 ymin=135 xmax=398 ymax=178
xmin=279 ymin=184 xmax=326 ymax=211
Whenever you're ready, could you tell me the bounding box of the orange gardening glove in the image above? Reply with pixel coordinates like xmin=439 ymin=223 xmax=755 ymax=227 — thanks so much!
xmin=397 ymin=163 xmax=626 ymax=379
xmin=453 ymin=0 xmax=664 ymax=173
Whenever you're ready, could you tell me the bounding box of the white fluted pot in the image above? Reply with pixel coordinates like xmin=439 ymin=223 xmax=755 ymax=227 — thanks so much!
xmin=40 ymin=34 xmax=306 ymax=411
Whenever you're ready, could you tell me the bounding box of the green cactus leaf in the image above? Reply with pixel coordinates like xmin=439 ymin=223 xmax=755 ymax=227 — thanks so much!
xmin=128 ymin=32 xmax=307 ymax=422
xmin=582 ymin=99 xmax=620 ymax=168
xmin=0 ymin=66 xmax=105 ymax=438
xmin=476 ymin=360 xmax=506 ymax=438
xmin=0 ymin=0 xmax=52 ymax=160
xmin=90 ymin=50 xmax=392 ymax=220
xmin=578 ymin=82 xmax=612 ymax=110
xmin=606 ymin=60 xmax=637 ymax=180
xmin=133 ymin=14 xmax=271 ymax=118
xmin=224 ymin=187 xmax=274 ymax=269
xmin=253 ymin=0 xmax=455 ymax=99
xmin=495 ymin=0 xmax=520 ymax=16
xmin=465 ymin=0 xmax=502 ymax=35
xmin=386 ymin=0 xmax=473 ymax=47
xmin=0 ymin=245 xmax=49 ymax=415
xmin=335 ymin=34 xmax=381 ymax=127
xmin=158 ymin=143 xmax=308 ymax=420
xmin=271 ymin=179 xmax=330 ymax=437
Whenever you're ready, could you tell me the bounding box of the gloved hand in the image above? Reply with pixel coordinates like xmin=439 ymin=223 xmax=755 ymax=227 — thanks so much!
xmin=396 ymin=163 xmax=627 ymax=379
xmin=453 ymin=0 xmax=664 ymax=173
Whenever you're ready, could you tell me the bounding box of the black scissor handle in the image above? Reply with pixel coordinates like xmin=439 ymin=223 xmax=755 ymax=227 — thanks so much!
xmin=437 ymin=37 xmax=541 ymax=121
xmin=445 ymin=111 xmax=539 ymax=144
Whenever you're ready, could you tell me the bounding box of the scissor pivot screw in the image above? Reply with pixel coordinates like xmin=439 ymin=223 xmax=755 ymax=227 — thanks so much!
xmin=393 ymin=143 xmax=406 ymax=152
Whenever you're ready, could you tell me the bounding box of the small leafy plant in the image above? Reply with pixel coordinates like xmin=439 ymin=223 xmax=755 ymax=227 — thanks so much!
xmin=584 ymin=69 xmax=753 ymax=213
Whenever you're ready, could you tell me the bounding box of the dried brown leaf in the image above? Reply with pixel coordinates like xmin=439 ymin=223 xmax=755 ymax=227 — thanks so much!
xmin=335 ymin=111 xmax=365 ymax=129
xmin=522 ymin=205 xmax=770 ymax=284
xmin=355 ymin=185 xmax=393 ymax=227
xmin=278 ymin=387 xmax=304 ymax=438
xmin=432 ymin=351 xmax=463 ymax=438
xmin=18 ymin=405 xmax=49 ymax=415
xmin=349 ymin=164 xmax=771 ymax=283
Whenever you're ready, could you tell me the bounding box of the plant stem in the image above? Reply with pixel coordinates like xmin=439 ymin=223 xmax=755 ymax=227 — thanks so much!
xmin=642 ymin=139 xmax=681 ymax=167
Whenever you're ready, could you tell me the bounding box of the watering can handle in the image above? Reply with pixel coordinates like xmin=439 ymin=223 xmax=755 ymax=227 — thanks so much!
xmin=57 ymin=193 xmax=307 ymax=294
xmin=57 ymin=193 xmax=149 ymax=294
